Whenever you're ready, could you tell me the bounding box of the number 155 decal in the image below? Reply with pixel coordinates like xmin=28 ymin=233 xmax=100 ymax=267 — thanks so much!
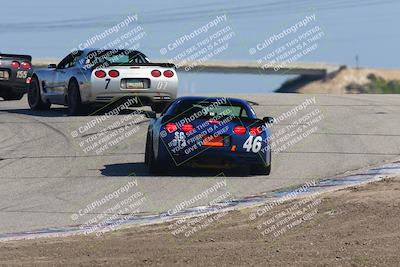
xmin=243 ymin=136 xmax=263 ymax=153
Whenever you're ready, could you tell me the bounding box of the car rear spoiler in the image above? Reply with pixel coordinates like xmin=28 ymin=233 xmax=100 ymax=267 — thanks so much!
xmin=105 ymin=62 xmax=176 ymax=69
xmin=166 ymin=115 xmax=265 ymax=124
xmin=0 ymin=54 xmax=32 ymax=61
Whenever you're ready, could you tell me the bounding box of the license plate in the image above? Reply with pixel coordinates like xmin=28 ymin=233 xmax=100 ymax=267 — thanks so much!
xmin=121 ymin=78 xmax=150 ymax=89
xmin=0 ymin=70 xmax=9 ymax=80
xmin=127 ymin=81 xmax=144 ymax=89
xmin=16 ymin=70 xmax=28 ymax=79
xmin=203 ymin=135 xmax=225 ymax=147
xmin=125 ymin=78 xmax=149 ymax=89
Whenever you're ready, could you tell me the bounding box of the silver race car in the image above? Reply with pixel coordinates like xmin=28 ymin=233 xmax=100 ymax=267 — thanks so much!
xmin=28 ymin=49 xmax=178 ymax=115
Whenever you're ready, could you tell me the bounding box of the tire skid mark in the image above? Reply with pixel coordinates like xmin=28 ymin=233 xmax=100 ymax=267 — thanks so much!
xmin=79 ymin=119 xmax=149 ymax=138
xmin=0 ymin=112 xmax=71 ymax=160
xmin=0 ymin=159 xmax=20 ymax=171
xmin=0 ymin=111 xmax=72 ymax=147
xmin=0 ymin=136 xmax=48 ymax=151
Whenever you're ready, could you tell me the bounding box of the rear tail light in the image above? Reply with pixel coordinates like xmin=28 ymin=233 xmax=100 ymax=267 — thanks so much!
xmin=181 ymin=123 xmax=194 ymax=133
xmin=151 ymin=70 xmax=161 ymax=77
xmin=250 ymin=126 xmax=263 ymax=136
xmin=163 ymin=70 xmax=174 ymax=78
xmin=26 ymin=77 xmax=32 ymax=84
xmin=95 ymin=70 xmax=106 ymax=78
xmin=165 ymin=123 xmax=178 ymax=133
xmin=108 ymin=70 xmax=119 ymax=78
xmin=11 ymin=61 xmax=20 ymax=69
xmin=21 ymin=62 xmax=31 ymax=70
xmin=233 ymin=125 xmax=246 ymax=135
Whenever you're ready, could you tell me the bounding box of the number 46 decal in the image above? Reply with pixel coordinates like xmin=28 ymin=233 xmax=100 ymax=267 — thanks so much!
xmin=243 ymin=136 xmax=262 ymax=153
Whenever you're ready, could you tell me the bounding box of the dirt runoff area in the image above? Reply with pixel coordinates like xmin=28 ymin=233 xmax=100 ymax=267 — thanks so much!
xmin=1 ymin=176 xmax=400 ymax=267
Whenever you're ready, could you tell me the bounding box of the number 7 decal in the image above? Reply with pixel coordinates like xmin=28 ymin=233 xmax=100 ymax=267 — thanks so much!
xmin=105 ymin=78 xmax=111 ymax=90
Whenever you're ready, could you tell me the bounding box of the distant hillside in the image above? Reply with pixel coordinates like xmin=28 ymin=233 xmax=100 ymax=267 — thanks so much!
xmin=276 ymin=68 xmax=400 ymax=94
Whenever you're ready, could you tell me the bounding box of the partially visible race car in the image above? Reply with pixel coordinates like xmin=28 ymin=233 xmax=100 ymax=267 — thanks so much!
xmin=28 ymin=49 xmax=178 ymax=115
xmin=0 ymin=53 xmax=32 ymax=100
xmin=145 ymin=96 xmax=274 ymax=175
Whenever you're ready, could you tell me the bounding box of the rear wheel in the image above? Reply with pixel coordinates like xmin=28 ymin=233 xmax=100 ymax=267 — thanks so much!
xmin=251 ymin=164 xmax=271 ymax=175
xmin=148 ymin=146 xmax=160 ymax=174
xmin=28 ymin=77 xmax=51 ymax=110
xmin=67 ymin=81 xmax=83 ymax=116
xmin=251 ymin=148 xmax=272 ymax=175
xmin=147 ymin=139 xmax=170 ymax=175
xmin=144 ymin=131 xmax=152 ymax=165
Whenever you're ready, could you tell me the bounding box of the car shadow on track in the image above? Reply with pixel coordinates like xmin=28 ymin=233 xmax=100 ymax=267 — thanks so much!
xmin=0 ymin=107 xmax=68 ymax=117
xmin=100 ymin=163 xmax=251 ymax=177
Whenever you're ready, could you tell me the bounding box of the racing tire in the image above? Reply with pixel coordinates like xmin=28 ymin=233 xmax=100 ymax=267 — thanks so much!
xmin=147 ymin=148 xmax=161 ymax=175
xmin=144 ymin=130 xmax=151 ymax=165
xmin=251 ymin=148 xmax=272 ymax=175
xmin=67 ymin=81 xmax=84 ymax=116
xmin=28 ymin=77 xmax=51 ymax=110
xmin=251 ymin=164 xmax=271 ymax=175
xmin=151 ymin=102 xmax=169 ymax=114
xmin=147 ymin=139 xmax=170 ymax=175
xmin=2 ymin=91 xmax=24 ymax=101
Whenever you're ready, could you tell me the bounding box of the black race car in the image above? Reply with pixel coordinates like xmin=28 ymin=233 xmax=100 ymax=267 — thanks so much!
xmin=145 ymin=96 xmax=274 ymax=175
xmin=0 ymin=53 xmax=32 ymax=100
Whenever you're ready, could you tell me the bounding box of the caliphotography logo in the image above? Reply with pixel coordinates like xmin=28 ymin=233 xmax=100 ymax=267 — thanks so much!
xmin=1 ymin=1 xmax=400 ymax=266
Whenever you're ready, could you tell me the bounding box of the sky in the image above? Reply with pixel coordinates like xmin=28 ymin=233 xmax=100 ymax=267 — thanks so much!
xmin=1 ymin=0 xmax=399 ymax=92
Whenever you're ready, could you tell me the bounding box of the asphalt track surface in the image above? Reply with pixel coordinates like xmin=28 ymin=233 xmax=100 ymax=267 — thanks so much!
xmin=0 ymin=93 xmax=399 ymax=235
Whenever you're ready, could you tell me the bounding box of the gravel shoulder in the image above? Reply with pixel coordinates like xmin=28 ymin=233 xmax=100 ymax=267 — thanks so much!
xmin=1 ymin=176 xmax=399 ymax=266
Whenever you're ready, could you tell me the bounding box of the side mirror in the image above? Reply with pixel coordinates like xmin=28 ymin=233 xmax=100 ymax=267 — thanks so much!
xmin=263 ymin=116 xmax=274 ymax=124
xmin=146 ymin=111 xmax=157 ymax=119
xmin=48 ymin=64 xmax=57 ymax=69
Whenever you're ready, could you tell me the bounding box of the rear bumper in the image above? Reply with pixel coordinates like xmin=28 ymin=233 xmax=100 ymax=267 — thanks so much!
xmin=85 ymin=71 xmax=178 ymax=104
xmin=0 ymin=80 xmax=28 ymax=94
xmin=165 ymin=147 xmax=271 ymax=168
xmin=88 ymin=92 xmax=176 ymax=105
xmin=85 ymin=90 xmax=177 ymax=104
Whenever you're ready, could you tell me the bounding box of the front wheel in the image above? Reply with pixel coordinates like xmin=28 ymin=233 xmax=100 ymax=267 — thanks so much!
xmin=28 ymin=77 xmax=51 ymax=110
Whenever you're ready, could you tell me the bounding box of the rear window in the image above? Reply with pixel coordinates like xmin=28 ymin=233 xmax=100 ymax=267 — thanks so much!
xmin=173 ymin=100 xmax=250 ymax=118
xmin=85 ymin=50 xmax=149 ymax=68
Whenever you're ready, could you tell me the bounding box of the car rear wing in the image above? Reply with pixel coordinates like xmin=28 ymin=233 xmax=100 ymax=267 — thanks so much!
xmin=103 ymin=62 xmax=176 ymax=69
xmin=163 ymin=115 xmax=265 ymax=125
xmin=0 ymin=54 xmax=32 ymax=61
